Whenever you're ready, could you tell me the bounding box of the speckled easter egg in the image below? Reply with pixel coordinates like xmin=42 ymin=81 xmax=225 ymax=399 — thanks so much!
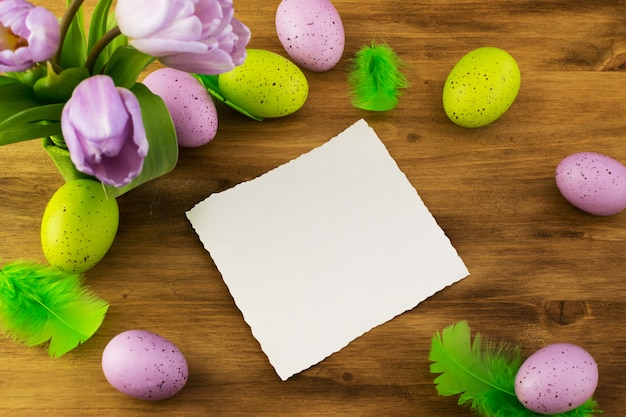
xmin=218 ymin=49 xmax=309 ymax=118
xmin=102 ymin=330 xmax=188 ymax=401
xmin=143 ymin=68 xmax=218 ymax=148
xmin=443 ymin=47 xmax=520 ymax=128
xmin=555 ymin=152 xmax=626 ymax=216
xmin=41 ymin=179 xmax=119 ymax=273
xmin=275 ymin=0 xmax=345 ymax=71
xmin=515 ymin=343 xmax=598 ymax=414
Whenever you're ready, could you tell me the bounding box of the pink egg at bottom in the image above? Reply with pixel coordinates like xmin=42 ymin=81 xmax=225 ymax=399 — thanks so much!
xmin=515 ymin=343 xmax=598 ymax=414
xmin=143 ymin=68 xmax=218 ymax=148
xmin=555 ymin=151 xmax=626 ymax=216
xmin=102 ymin=330 xmax=188 ymax=401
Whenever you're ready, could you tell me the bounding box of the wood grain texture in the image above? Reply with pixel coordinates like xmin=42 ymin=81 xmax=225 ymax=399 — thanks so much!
xmin=2 ymin=1 xmax=626 ymax=415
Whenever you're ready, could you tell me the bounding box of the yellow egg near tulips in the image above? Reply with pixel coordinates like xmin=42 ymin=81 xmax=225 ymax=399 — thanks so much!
xmin=41 ymin=179 xmax=119 ymax=273
xmin=218 ymin=49 xmax=309 ymax=118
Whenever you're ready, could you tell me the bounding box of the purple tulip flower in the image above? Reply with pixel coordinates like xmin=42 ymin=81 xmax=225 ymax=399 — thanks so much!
xmin=116 ymin=0 xmax=250 ymax=74
xmin=0 ymin=0 xmax=60 ymax=72
xmin=61 ymin=75 xmax=149 ymax=188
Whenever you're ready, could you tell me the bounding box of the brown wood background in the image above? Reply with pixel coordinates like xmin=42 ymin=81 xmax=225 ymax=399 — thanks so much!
xmin=2 ymin=0 xmax=626 ymax=415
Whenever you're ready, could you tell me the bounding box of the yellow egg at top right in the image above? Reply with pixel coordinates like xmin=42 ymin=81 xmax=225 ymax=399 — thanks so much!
xmin=443 ymin=47 xmax=521 ymax=128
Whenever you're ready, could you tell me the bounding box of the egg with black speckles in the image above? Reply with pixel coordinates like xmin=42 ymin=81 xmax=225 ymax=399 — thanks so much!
xmin=275 ymin=0 xmax=345 ymax=72
xmin=102 ymin=330 xmax=188 ymax=401
xmin=556 ymin=151 xmax=626 ymax=216
xmin=41 ymin=179 xmax=119 ymax=273
xmin=143 ymin=68 xmax=218 ymax=148
xmin=515 ymin=343 xmax=598 ymax=414
xmin=443 ymin=47 xmax=520 ymax=128
xmin=218 ymin=49 xmax=308 ymax=118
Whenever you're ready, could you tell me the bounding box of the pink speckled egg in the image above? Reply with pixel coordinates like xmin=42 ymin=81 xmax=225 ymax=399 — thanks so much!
xmin=515 ymin=343 xmax=598 ymax=414
xmin=143 ymin=68 xmax=218 ymax=148
xmin=275 ymin=0 xmax=345 ymax=72
xmin=102 ymin=330 xmax=188 ymax=401
xmin=555 ymin=151 xmax=626 ymax=216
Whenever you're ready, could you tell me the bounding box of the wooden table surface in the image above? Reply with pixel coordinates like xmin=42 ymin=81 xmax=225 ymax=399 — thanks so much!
xmin=2 ymin=0 xmax=626 ymax=415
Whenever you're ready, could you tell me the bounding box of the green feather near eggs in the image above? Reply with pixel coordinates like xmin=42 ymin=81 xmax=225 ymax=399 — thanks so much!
xmin=347 ymin=41 xmax=409 ymax=111
xmin=0 ymin=261 xmax=108 ymax=357
xmin=429 ymin=321 xmax=601 ymax=417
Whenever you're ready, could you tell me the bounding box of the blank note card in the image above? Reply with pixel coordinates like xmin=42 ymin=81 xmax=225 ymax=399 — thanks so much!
xmin=187 ymin=119 xmax=469 ymax=380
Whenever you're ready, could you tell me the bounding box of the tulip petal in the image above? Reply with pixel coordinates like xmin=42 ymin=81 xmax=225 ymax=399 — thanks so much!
xmin=160 ymin=47 xmax=235 ymax=74
xmin=130 ymin=38 xmax=209 ymax=57
xmin=89 ymin=139 xmax=145 ymax=187
xmin=117 ymin=87 xmax=149 ymax=157
xmin=0 ymin=0 xmax=59 ymax=71
xmin=66 ymin=77 xmax=130 ymax=152
xmin=152 ymin=15 xmax=203 ymax=42
xmin=24 ymin=7 xmax=60 ymax=61
xmin=61 ymin=75 xmax=149 ymax=188
xmin=116 ymin=0 xmax=250 ymax=74
xmin=197 ymin=0 xmax=231 ymax=37
xmin=116 ymin=0 xmax=194 ymax=39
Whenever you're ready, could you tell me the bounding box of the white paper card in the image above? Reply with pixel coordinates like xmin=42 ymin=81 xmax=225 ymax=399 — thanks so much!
xmin=187 ymin=119 xmax=469 ymax=380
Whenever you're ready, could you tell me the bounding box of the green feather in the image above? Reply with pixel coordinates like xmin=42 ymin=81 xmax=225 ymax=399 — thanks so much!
xmin=429 ymin=321 xmax=601 ymax=417
xmin=0 ymin=261 xmax=109 ymax=357
xmin=347 ymin=41 xmax=409 ymax=111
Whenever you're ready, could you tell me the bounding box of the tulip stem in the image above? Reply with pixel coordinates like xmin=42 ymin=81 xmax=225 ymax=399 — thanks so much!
xmin=54 ymin=0 xmax=86 ymax=66
xmin=85 ymin=26 xmax=122 ymax=74
xmin=49 ymin=60 xmax=63 ymax=75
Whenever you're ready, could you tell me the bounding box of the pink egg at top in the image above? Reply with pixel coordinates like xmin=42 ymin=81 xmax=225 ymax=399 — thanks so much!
xmin=143 ymin=68 xmax=218 ymax=148
xmin=275 ymin=0 xmax=345 ymax=71
xmin=102 ymin=330 xmax=188 ymax=401
xmin=555 ymin=151 xmax=626 ymax=216
xmin=515 ymin=343 xmax=598 ymax=414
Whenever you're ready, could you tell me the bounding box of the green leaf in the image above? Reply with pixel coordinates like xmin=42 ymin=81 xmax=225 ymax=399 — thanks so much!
xmin=87 ymin=0 xmax=127 ymax=74
xmin=0 ymin=77 xmax=43 ymax=120
xmin=103 ymin=83 xmax=178 ymax=198
xmin=0 ymin=104 xmax=64 ymax=133
xmin=33 ymin=67 xmax=90 ymax=103
xmin=194 ymin=73 xmax=264 ymax=121
xmin=3 ymin=64 xmax=48 ymax=88
xmin=106 ymin=19 xmax=128 ymax=57
xmin=0 ymin=75 xmax=17 ymax=87
xmin=103 ymin=46 xmax=154 ymax=89
xmin=1 ymin=122 xmax=62 ymax=145
xmin=87 ymin=0 xmax=114 ymax=53
xmin=0 ymin=104 xmax=64 ymax=145
xmin=59 ymin=5 xmax=87 ymax=69
xmin=0 ymin=80 xmax=64 ymax=145
xmin=92 ymin=26 xmax=128 ymax=74
xmin=42 ymin=136 xmax=95 ymax=183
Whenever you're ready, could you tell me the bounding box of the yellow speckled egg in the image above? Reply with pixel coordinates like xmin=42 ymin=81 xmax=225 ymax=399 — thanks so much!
xmin=443 ymin=47 xmax=520 ymax=128
xmin=218 ymin=49 xmax=308 ymax=118
xmin=41 ymin=179 xmax=119 ymax=273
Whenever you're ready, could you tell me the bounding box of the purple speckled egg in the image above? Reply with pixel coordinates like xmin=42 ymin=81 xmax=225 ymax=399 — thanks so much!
xmin=515 ymin=343 xmax=598 ymax=414
xmin=102 ymin=330 xmax=188 ymax=401
xmin=143 ymin=68 xmax=218 ymax=148
xmin=275 ymin=0 xmax=345 ymax=72
xmin=555 ymin=152 xmax=626 ymax=216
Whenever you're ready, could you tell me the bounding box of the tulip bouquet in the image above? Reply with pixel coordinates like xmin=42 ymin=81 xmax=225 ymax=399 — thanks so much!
xmin=0 ymin=0 xmax=250 ymax=356
xmin=1 ymin=0 xmax=250 ymax=191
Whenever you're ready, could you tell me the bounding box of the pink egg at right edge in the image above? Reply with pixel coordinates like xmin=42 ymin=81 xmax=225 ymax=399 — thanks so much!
xmin=555 ymin=151 xmax=626 ymax=216
xmin=143 ymin=68 xmax=218 ymax=148
xmin=515 ymin=343 xmax=598 ymax=414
